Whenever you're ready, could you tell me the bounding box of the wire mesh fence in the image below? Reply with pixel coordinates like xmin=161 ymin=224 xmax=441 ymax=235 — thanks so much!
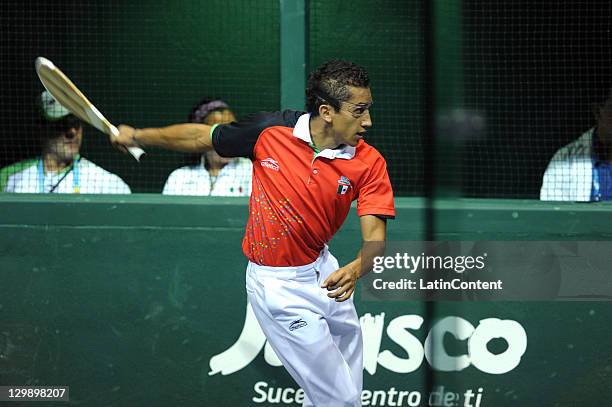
xmin=1 ymin=1 xmax=612 ymax=199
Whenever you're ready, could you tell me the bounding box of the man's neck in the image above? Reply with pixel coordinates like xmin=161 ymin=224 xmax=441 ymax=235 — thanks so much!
xmin=309 ymin=116 xmax=339 ymax=151
xmin=208 ymin=165 xmax=223 ymax=177
xmin=204 ymin=157 xmax=228 ymax=177
xmin=43 ymin=154 xmax=73 ymax=173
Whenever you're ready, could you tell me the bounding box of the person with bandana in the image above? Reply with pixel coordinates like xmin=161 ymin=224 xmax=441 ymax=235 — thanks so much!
xmin=162 ymin=98 xmax=252 ymax=196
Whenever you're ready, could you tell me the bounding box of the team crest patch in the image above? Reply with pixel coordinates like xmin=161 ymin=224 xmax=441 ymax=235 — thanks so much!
xmin=261 ymin=157 xmax=280 ymax=171
xmin=337 ymin=175 xmax=351 ymax=195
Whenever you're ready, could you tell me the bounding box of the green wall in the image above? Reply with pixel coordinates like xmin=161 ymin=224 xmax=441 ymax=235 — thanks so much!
xmin=0 ymin=196 xmax=610 ymax=406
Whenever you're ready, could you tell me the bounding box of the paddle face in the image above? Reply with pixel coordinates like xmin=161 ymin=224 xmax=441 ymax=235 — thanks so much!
xmin=35 ymin=57 xmax=144 ymax=161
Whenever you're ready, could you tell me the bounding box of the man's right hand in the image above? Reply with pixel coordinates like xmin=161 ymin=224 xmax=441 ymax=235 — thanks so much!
xmin=111 ymin=124 xmax=141 ymax=155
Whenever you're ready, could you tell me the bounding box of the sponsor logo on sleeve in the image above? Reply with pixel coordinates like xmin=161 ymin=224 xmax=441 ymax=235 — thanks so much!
xmin=261 ymin=158 xmax=280 ymax=172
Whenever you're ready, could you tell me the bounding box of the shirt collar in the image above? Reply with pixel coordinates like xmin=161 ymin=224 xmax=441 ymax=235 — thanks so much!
xmin=292 ymin=113 xmax=356 ymax=160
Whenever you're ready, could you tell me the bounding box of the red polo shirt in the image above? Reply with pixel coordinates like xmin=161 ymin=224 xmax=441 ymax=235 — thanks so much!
xmin=212 ymin=111 xmax=395 ymax=266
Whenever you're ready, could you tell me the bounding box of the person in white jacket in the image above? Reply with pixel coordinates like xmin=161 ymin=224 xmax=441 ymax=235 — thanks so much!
xmin=541 ymin=96 xmax=612 ymax=201
xmin=0 ymin=91 xmax=130 ymax=194
xmin=162 ymin=98 xmax=251 ymax=196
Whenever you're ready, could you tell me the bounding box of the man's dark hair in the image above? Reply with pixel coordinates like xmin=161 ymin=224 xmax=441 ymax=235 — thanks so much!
xmin=305 ymin=60 xmax=370 ymax=117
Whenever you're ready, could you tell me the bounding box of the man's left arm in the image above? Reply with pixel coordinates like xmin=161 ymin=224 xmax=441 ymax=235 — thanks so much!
xmin=321 ymin=215 xmax=387 ymax=302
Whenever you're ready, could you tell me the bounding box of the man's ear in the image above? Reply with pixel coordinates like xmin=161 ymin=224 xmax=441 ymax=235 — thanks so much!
xmin=319 ymin=104 xmax=334 ymax=124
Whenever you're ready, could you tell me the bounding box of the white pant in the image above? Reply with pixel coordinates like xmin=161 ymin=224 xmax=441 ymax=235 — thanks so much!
xmin=245 ymin=247 xmax=363 ymax=407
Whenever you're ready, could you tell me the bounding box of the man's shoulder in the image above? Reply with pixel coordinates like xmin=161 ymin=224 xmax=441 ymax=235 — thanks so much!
xmin=79 ymin=157 xmax=110 ymax=172
xmin=79 ymin=158 xmax=131 ymax=193
xmin=213 ymin=110 xmax=305 ymax=158
xmin=79 ymin=158 xmax=125 ymax=180
xmin=0 ymin=158 xmax=38 ymax=191
xmin=354 ymin=140 xmax=386 ymax=164
xmin=245 ymin=109 xmax=304 ymax=130
xmin=551 ymin=129 xmax=593 ymax=161
xmin=167 ymin=164 xmax=207 ymax=179
xmin=0 ymin=158 xmax=38 ymax=176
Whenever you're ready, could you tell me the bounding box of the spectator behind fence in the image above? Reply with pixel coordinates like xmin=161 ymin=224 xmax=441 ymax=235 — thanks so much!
xmin=541 ymin=90 xmax=612 ymax=201
xmin=0 ymin=91 xmax=130 ymax=194
xmin=162 ymin=98 xmax=252 ymax=196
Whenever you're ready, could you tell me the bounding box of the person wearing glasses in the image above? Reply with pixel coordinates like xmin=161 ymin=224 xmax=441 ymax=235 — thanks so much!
xmin=541 ymin=90 xmax=612 ymax=201
xmin=110 ymin=60 xmax=394 ymax=407
xmin=0 ymin=91 xmax=130 ymax=194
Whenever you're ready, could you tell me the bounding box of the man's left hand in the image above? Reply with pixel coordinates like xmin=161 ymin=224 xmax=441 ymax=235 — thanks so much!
xmin=321 ymin=265 xmax=359 ymax=302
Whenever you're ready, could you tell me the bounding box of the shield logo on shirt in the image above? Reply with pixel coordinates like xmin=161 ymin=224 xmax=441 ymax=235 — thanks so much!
xmin=337 ymin=176 xmax=351 ymax=195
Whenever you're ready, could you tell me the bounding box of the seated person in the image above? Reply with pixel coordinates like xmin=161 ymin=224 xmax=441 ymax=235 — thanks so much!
xmin=541 ymin=92 xmax=612 ymax=201
xmin=0 ymin=91 xmax=130 ymax=194
xmin=162 ymin=98 xmax=251 ymax=196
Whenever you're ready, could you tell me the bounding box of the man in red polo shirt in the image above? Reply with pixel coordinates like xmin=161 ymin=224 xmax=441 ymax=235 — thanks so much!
xmin=111 ymin=60 xmax=395 ymax=407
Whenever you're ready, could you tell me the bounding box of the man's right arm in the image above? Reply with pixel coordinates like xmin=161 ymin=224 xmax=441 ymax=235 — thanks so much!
xmin=112 ymin=110 xmax=302 ymax=158
xmin=112 ymin=123 xmax=214 ymax=154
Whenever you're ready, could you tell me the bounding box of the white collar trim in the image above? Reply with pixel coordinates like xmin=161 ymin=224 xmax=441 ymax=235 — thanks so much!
xmin=292 ymin=113 xmax=356 ymax=160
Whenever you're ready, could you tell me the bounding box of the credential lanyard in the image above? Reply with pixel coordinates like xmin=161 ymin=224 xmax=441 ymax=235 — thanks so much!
xmin=38 ymin=157 xmax=80 ymax=193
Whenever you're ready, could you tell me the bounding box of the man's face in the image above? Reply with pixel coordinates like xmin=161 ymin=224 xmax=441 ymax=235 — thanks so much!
xmin=45 ymin=124 xmax=83 ymax=161
xmin=598 ymin=99 xmax=612 ymax=146
xmin=330 ymin=86 xmax=373 ymax=147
